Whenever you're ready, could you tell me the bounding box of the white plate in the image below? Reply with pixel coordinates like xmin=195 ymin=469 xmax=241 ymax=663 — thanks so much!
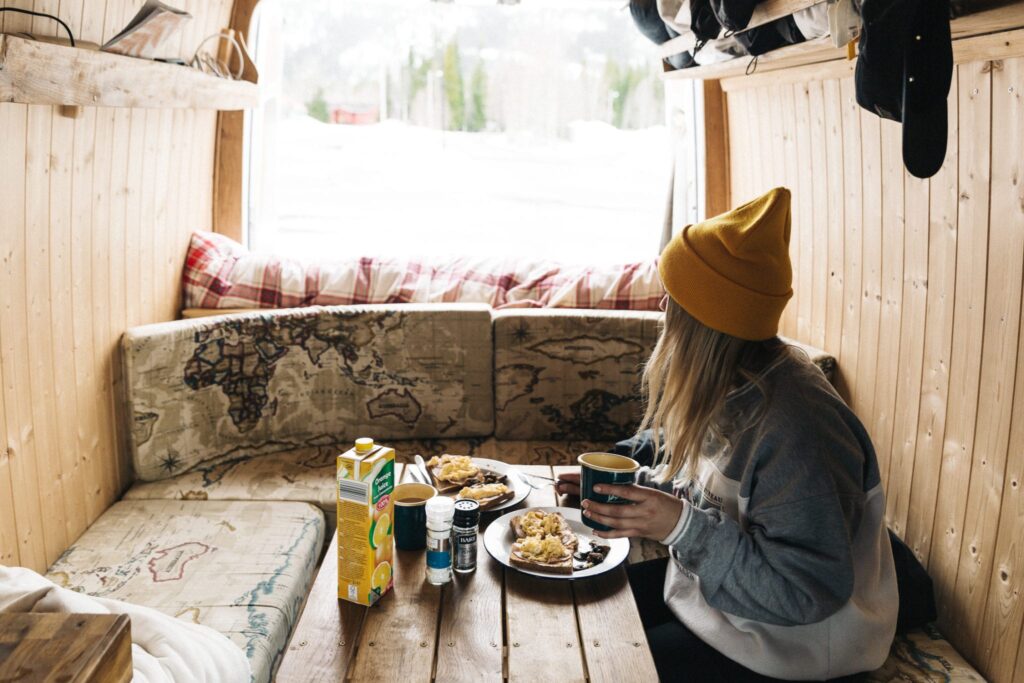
xmin=429 ymin=457 xmax=530 ymax=513
xmin=484 ymin=506 xmax=630 ymax=580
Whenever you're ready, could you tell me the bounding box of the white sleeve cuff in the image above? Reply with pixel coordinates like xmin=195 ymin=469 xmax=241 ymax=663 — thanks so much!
xmin=660 ymin=500 xmax=691 ymax=546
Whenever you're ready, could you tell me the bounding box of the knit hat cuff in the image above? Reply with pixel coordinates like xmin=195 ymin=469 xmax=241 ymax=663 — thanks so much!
xmin=659 ymin=228 xmax=793 ymax=341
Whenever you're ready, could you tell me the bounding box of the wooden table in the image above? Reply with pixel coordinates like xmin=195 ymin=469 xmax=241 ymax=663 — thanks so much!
xmin=276 ymin=465 xmax=658 ymax=682
xmin=0 ymin=613 xmax=132 ymax=683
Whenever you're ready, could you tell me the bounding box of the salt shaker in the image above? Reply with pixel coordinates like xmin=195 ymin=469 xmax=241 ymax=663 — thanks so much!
xmin=425 ymin=496 xmax=454 ymax=585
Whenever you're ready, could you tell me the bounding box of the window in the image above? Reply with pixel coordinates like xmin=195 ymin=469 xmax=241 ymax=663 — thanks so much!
xmin=246 ymin=0 xmax=676 ymax=265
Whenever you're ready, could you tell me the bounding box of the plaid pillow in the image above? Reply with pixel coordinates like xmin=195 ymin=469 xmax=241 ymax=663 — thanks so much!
xmin=182 ymin=232 xmax=665 ymax=311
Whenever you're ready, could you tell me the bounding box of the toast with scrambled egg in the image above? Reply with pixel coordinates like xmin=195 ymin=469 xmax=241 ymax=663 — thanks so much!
xmin=457 ymin=482 xmax=514 ymax=509
xmin=426 ymin=454 xmax=481 ymax=493
xmin=508 ymin=510 xmax=579 ymax=574
xmin=509 ymin=510 xmax=577 ymax=551
xmin=510 ymin=534 xmax=574 ymax=575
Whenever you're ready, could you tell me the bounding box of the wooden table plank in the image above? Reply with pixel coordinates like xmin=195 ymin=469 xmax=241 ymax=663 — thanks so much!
xmin=274 ymin=533 xmax=369 ymax=683
xmin=346 ymin=465 xmax=443 ymax=682
xmin=572 ymin=569 xmax=659 ymax=683
xmin=277 ymin=464 xmax=407 ymax=682
xmin=434 ymin=509 xmax=504 ymax=680
xmin=0 ymin=613 xmax=132 ymax=683
xmin=552 ymin=465 xmax=660 ymax=682
xmin=505 ymin=465 xmax=588 ymax=683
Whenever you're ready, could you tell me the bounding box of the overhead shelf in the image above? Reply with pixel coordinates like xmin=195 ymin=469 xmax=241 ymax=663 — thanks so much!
xmin=0 ymin=34 xmax=257 ymax=110
xmin=664 ymin=36 xmax=844 ymax=81
xmin=661 ymin=2 xmax=1024 ymax=82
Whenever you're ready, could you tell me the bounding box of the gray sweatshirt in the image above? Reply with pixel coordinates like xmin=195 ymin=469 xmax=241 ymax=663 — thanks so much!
xmin=638 ymin=350 xmax=898 ymax=680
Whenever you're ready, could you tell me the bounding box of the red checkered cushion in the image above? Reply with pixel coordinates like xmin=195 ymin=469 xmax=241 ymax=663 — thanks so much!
xmin=182 ymin=232 xmax=665 ymax=311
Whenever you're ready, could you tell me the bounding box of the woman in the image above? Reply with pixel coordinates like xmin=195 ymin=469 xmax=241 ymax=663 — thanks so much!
xmin=557 ymin=188 xmax=897 ymax=682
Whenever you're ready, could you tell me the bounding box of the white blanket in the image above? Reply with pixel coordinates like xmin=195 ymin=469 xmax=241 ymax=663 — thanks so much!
xmin=0 ymin=565 xmax=250 ymax=683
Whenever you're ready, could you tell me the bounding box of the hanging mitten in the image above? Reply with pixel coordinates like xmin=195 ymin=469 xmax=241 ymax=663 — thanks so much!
xmin=734 ymin=15 xmax=805 ymax=56
xmin=689 ymin=0 xmax=723 ymax=42
xmin=709 ymin=0 xmax=759 ymax=32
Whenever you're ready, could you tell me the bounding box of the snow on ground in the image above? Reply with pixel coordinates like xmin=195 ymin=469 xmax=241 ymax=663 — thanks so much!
xmin=253 ymin=118 xmax=672 ymax=265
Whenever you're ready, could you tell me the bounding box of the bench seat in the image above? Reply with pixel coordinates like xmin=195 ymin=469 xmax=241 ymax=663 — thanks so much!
xmin=45 ymin=500 xmax=325 ymax=683
xmin=867 ymin=623 xmax=985 ymax=682
xmin=123 ymin=438 xmax=613 ymax=528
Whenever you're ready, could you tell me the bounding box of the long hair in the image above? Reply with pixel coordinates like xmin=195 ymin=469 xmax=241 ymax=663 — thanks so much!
xmin=639 ymin=298 xmax=787 ymax=482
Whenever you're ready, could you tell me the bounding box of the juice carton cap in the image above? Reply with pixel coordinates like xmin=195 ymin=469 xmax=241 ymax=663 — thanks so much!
xmin=354 ymin=438 xmax=375 ymax=454
xmin=425 ymin=496 xmax=454 ymax=524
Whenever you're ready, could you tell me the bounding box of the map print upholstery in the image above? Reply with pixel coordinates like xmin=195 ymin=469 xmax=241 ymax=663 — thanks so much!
xmin=123 ymin=304 xmax=494 ymax=482
xmin=47 ymin=500 xmax=325 ymax=683
xmin=122 ymin=437 xmax=615 ymax=529
xmin=865 ymin=624 xmax=985 ymax=682
xmin=493 ymin=309 xmax=663 ymax=440
xmin=493 ymin=310 xmax=837 ymax=441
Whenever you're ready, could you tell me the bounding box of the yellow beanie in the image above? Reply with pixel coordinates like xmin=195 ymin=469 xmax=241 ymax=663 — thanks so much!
xmin=658 ymin=187 xmax=793 ymax=341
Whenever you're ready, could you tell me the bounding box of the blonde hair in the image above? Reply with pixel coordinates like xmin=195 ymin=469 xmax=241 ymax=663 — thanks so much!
xmin=639 ymin=298 xmax=786 ymax=481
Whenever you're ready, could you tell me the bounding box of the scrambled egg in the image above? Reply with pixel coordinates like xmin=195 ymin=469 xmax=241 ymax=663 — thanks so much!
xmin=517 ymin=535 xmax=570 ymax=562
xmin=519 ymin=510 xmax=566 ymax=538
xmin=458 ymin=483 xmax=510 ymax=500
xmin=427 ymin=454 xmax=479 ymax=482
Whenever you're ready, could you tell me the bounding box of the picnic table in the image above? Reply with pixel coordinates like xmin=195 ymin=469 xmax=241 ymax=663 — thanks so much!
xmin=275 ymin=464 xmax=659 ymax=682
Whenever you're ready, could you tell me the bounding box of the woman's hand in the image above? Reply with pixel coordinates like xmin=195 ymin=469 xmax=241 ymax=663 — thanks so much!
xmin=555 ymin=471 xmax=581 ymax=497
xmin=582 ymin=484 xmax=685 ymax=542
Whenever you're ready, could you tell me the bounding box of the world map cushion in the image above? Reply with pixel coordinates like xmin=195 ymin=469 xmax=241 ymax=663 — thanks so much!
xmin=493 ymin=308 xmax=837 ymax=441
xmin=866 ymin=623 xmax=984 ymax=682
xmin=493 ymin=309 xmax=663 ymax=440
xmin=122 ymin=304 xmax=494 ymax=482
xmin=46 ymin=500 xmax=325 ymax=683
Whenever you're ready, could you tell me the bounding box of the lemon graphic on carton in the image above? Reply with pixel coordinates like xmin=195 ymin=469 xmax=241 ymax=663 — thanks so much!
xmin=369 ymin=512 xmax=391 ymax=550
xmin=371 ymin=560 xmax=392 ymax=594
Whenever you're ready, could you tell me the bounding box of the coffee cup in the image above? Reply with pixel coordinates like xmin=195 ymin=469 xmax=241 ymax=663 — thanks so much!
xmin=393 ymin=482 xmax=437 ymax=551
xmin=578 ymin=452 xmax=640 ymax=531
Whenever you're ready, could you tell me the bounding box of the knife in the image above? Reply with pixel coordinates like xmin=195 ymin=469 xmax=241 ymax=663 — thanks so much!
xmin=405 ymin=462 xmax=424 ymax=484
xmin=414 ymin=454 xmax=432 ymax=486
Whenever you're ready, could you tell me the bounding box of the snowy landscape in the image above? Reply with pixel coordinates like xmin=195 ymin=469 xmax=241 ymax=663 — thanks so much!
xmin=252 ymin=118 xmax=671 ymax=263
xmin=248 ymin=0 xmax=674 ymax=265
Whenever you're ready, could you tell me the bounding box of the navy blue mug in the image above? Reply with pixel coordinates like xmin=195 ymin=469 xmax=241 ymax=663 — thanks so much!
xmin=393 ymin=482 xmax=437 ymax=551
xmin=578 ymin=452 xmax=640 ymax=532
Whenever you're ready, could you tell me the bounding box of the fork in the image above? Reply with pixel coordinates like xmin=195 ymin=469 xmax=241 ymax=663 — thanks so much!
xmin=516 ymin=471 xmax=558 ymax=490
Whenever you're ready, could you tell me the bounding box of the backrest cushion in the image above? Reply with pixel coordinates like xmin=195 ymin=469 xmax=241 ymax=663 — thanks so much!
xmin=123 ymin=304 xmax=494 ymax=482
xmin=493 ymin=310 xmax=662 ymax=440
xmin=492 ymin=310 xmax=838 ymax=441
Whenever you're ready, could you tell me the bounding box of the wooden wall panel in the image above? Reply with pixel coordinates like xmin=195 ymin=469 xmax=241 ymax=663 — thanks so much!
xmin=721 ymin=52 xmax=1024 ymax=680
xmin=779 ymin=87 xmax=800 ymax=337
xmin=836 ymin=77 xmax=863 ymax=406
xmin=965 ymin=56 xmax=1024 ymax=675
xmin=928 ymin=58 xmax=990 ymax=624
xmin=903 ymin=81 xmax=958 ymax=559
xmin=0 ymin=0 xmax=234 ymax=571
xmin=822 ymin=79 xmax=845 ymax=358
xmin=873 ymin=120 xmax=904 ymax=499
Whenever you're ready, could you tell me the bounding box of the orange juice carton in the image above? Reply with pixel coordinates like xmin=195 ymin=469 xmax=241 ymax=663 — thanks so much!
xmin=337 ymin=437 xmax=395 ymax=605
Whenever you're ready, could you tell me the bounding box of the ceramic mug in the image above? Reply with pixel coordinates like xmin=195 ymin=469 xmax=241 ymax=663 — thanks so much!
xmin=393 ymin=482 xmax=438 ymax=551
xmin=578 ymin=452 xmax=640 ymax=532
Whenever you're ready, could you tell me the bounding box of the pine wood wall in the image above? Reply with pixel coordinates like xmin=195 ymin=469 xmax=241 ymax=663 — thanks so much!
xmin=719 ymin=47 xmax=1024 ymax=681
xmin=0 ymin=0 xmax=234 ymax=572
